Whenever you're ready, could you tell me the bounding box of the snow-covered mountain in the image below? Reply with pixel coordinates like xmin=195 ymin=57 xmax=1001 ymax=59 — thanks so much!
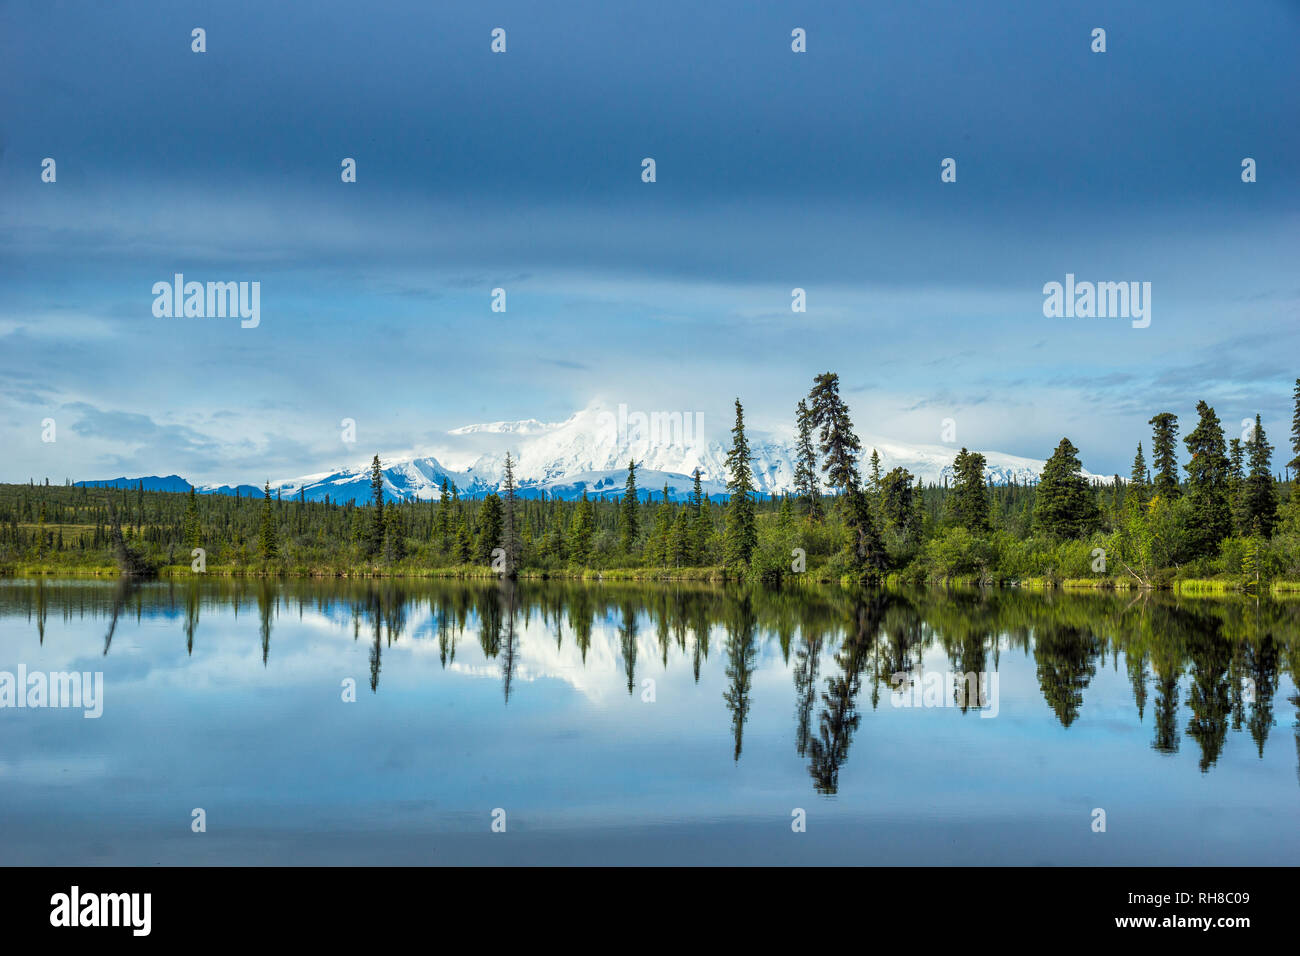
xmin=78 ymin=402 xmax=1097 ymax=503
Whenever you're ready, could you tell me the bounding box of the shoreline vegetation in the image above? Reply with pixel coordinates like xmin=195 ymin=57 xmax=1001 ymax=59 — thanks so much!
xmin=5 ymin=564 xmax=1300 ymax=597
xmin=6 ymin=372 xmax=1300 ymax=597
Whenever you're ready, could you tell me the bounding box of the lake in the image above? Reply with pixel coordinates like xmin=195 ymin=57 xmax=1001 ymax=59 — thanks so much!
xmin=1 ymin=578 xmax=1296 ymax=865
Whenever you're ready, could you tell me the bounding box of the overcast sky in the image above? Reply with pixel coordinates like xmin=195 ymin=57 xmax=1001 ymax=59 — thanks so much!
xmin=2 ymin=0 xmax=1298 ymax=484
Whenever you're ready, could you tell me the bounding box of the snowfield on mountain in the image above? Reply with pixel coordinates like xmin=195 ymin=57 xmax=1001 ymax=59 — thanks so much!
xmin=79 ymin=402 xmax=1096 ymax=504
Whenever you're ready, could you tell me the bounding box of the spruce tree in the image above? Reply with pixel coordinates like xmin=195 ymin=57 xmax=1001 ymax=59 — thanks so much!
xmin=475 ymin=494 xmax=503 ymax=564
xmin=809 ymin=371 xmax=886 ymax=575
xmin=1228 ymin=438 xmax=1245 ymax=531
xmin=1240 ymin=414 xmax=1279 ymax=538
xmin=456 ymin=511 xmax=474 ymax=563
xmin=384 ymin=501 xmax=406 ymax=562
xmin=1241 ymin=536 xmax=1262 ymax=592
xmin=1034 ymin=438 xmax=1099 ymax=538
xmin=569 ymin=491 xmax=594 ymax=564
xmin=259 ymin=482 xmax=278 ymax=559
xmin=808 ymin=372 xmax=862 ymax=495
xmin=1148 ymin=413 xmax=1180 ymax=498
xmin=1290 ymin=378 xmax=1300 ymax=474
xmin=434 ymin=478 xmax=452 ymax=551
xmin=723 ymin=398 xmax=757 ymax=567
xmin=914 ymin=476 xmax=928 ymax=535
xmin=183 ymin=486 xmax=201 ymax=550
xmin=948 ymin=448 xmax=991 ymax=533
xmin=500 ymin=452 xmax=520 ymax=576
xmin=777 ymin=494 xmax=795 ymax=532
xmin=793 ymin=399 xmax=822 ymax=520
xmin=618 ymin=460 xmax=639 ymax=554
xmin=647 ymin=484 xmax=673 ymax=567
xmin=1129 ymin=442 xmax=1148 ymax=508
xmin=367 ymin=455 xmax=385 ymax=557
xmin=35 ymin=501 xmax=47 ymax=558
xmin=847 ymin=486 xmax=887 ymax=578
xmin=1182 ymin=401 xmax=1231 ymax=556
xmin=692 ymin=476 xmax=712 ymax=564
xmin=667 ymin=505 xmax=691 ymax=567
xmin=880 ymin=468 xmax=920 ymax=541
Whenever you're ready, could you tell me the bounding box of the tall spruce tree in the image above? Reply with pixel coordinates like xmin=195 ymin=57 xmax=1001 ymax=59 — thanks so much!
xmin=793 ymin=398 xmax=822 ymax=520
xmin=1288 ymin=377 xmax=1300 ymax=476
xmin=648 ymin=484 xmax=674 ymax=567
xmin=691 ymin=469 xmax=711 ymax=563
xmin=668 ymin=504 xmax=691 ymax=567
xmin=807 ymin=372 xmax=887 ymax=575
xmin=847 ymin=485 xmax=887 ymax=578
xmin=259 ymin=482 xmax=278 ymax=559
xmin=475 ymin=494 xmax=503 ymax=564
xmin=367 ymin=455 xmax=385 ymax=557
xmin=1129 ymin=441 xmax=1148 ymax=506
xmin=455 ymin=509 xmax=474 ymax=563
xmin=434 ymin=478 xmax=453 ymax=551
xmin=880 ymin=468 xmax=921 ymax=542
xmin=1228 ymin=438 xmax=1245 ymax=531
xmin=618 ymin=460 xmax=639 ymax=554
xmin=808 ymin=372 xmax=862 ymax=495
xmin=948 ymin=448 xmax=991 ymax=533
xmin=384 ymin=501 xmax=406 ymax=562
xmin=723 ymin=399 xmax=757 ymax=567
xmin=1182 ymin=400 xmax=1232 ymax=556
xmin=777 ymin=494 xmax=795 ymax=532
xmin=500 ymin=452 xmax=520 ymax=576
xmin=1240 ymin=414 xmax=1279 ymax=537
xmin=1034 ymin=438 xmax=1099 ymax=538
xmin=1148 ymin=413 xmax=1180 ymax=498
xmin=568 ymin=490 xmax=594 ymax=564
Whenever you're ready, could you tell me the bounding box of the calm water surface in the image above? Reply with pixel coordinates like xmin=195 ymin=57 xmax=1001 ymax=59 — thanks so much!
xmin=1 ymin=579 xmax=1297 ymax=865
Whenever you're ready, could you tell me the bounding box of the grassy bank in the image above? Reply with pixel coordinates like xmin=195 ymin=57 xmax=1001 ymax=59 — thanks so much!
xmin=6 ymin=559 xmax=1300 ymax=595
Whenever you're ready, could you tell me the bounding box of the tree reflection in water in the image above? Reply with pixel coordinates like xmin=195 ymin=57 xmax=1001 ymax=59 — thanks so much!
xmin=7 ymin=578 xmax=1299 ymax=791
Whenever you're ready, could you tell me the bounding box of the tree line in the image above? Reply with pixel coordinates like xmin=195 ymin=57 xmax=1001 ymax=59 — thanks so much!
xmin=3 ymin=376 xmax=1299 ymax=588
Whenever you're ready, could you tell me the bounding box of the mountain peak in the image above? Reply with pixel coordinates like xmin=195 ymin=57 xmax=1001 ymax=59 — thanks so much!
xmin=77 ymin=403 xmax=1095 ymax=504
